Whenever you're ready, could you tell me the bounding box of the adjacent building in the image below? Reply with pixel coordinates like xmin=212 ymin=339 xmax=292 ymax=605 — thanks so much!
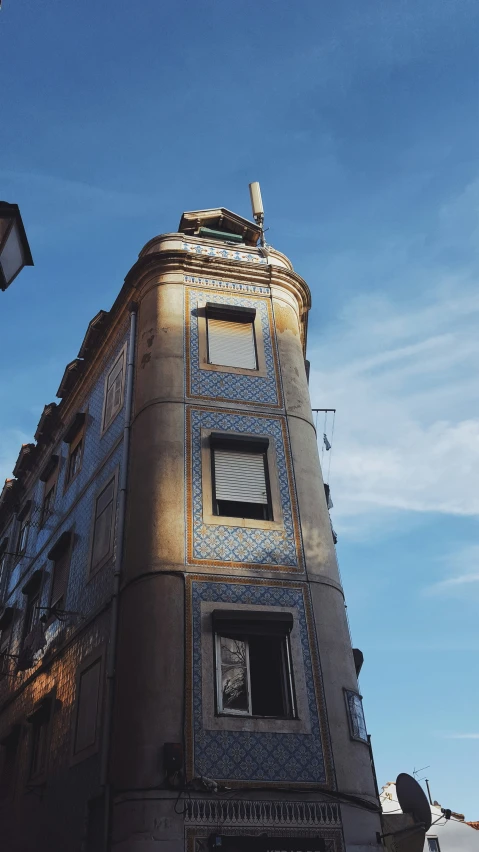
xmin=381 ymin=781 xmax=479 ymax=852
xmin=0 ymin=207 xmax=382 ymax=851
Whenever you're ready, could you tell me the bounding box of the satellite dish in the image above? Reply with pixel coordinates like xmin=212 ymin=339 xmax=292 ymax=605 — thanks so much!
xmin=396 ymin=773 xmax=432 ymax=831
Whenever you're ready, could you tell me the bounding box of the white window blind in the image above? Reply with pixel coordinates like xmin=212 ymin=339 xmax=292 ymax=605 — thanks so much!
xmin=207 ymin=317 xmax=256 ymax=370
xmin=214 ymin=450 xmax=268 ymax=505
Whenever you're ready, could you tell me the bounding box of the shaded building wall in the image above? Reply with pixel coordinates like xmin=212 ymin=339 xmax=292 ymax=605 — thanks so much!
xmin=0 ymin=320 xmax=130 ymax=851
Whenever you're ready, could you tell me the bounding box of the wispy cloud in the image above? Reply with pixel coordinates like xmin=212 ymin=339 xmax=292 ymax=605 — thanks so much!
xmin=307 ymin=177 xmax=479 ymax=535
xmin=423 ymin=545 xmax=479 ymax=596
xmin=438 ymin=733 xmax=479 ymax=740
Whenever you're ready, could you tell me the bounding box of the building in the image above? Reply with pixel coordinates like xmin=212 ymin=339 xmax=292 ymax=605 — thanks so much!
xmin=381 ymin=781 xmax=479 ymax=852
xmin=0 ymin=206 xmax=382 ymax=851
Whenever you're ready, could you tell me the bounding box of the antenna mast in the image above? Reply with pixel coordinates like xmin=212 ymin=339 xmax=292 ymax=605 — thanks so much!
xmin=249 ymin=182 xmax=265 ymax=247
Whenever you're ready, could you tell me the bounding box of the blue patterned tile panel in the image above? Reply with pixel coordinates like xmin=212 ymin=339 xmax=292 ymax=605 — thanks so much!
xmin=187 ymin=578 xmax=334 ymax=786
xmin=186 ymin=408 xmax=304 ymax=571
xmin=185 ymin=288 xmax=282 ymax=407
xmin=182 ymin=242 xmax=268 ymax=264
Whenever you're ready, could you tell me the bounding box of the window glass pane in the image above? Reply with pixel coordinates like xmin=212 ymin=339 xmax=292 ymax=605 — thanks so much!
xmin=51 ymin=551 xmax=70 ymax=610
xmin=219 ymin=637 xmax=249 ymax=713
xmin=348 ymin=692 xmax=367 ymax=741
xmin=107 ymin=356 xmax=123 ymax=389
xmin=18 ymin=522 xmax=28 ymax=554
xmin=207 ymin=317 xmax=256 ymax=369
xmin=25 ymin=594 xmax=39 ymax=636
xmin=249 ymin=635 xmax=287 ymax=717
xmin=428 ymin=840 xmax=440 ymax=852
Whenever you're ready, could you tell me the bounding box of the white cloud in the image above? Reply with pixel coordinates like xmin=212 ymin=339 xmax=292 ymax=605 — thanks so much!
xmin=308 ymin=263 xmax=479 ymax=530
xmin=423 ymin=545 xmax=479 ymax=595
xmin=439 ymin=733 xmax=479 ymax=740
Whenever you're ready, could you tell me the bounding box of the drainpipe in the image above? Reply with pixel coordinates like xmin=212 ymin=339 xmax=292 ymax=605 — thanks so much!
xmin=101 ymin=303 xmax=138 ymax=851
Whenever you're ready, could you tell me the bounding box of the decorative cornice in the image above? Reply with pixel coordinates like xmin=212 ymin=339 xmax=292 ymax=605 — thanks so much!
xmin=78 ymin=310 xmax=109 ymax=359
xmin=56 ymin=358 xmax=85 ymax=399
xmin=12 ymin=444 xmax=36 ymax=479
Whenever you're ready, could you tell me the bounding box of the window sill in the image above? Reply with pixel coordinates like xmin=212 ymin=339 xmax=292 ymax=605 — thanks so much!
xmin=199 ymin=360 xmax=268 ymax=379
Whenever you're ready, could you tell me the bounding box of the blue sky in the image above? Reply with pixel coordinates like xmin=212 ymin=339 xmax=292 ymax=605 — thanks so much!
xmin=1 ymin=0 xmax=478 ymax=818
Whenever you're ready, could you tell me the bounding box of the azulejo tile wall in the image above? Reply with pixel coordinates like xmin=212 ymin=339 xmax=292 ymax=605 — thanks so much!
xmin=185 ymin=287 xmax=282 ymax=407
xmin=185 ymin=407 xmax=304 ymax=571
xmin=182 ymin=242 xmax=268 ymax=264
xmin=186 ymin=578 xmax=334 ymax=787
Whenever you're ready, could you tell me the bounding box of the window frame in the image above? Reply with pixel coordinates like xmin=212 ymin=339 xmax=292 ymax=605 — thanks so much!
xmin=0 ymin=725 xmax=20 ymax=800
xmin=70 ymin=648 xmax=105 ymax=765
xmin=214 ymin=630 xmax=296 ymax=720
xmin=211 ymin=434 xmax=272 ymax=522
xmin=47 ymin=531 xmax=74 ymax=617
xmin=201 ymin=429 xmax=284 ymax=531
xmin=197 ymin=300 xmax=268 ymax=378
xmin=26 ymin=692 xmax=55 ymax=783
xmin=0 ymin=539 xmax=9 ymax=592
xmin=344 ymin=688 xmax=368 ymax=743
xmin=63 ymin=414 xmax=87 ymax=492
xmin=0 ymin=616 xmax=14 ymax=680
xmin=101 ymin=344 xmax=127 ymax=435
xmin=40 ymin=468 xmax=58 ymax=529
xmin=16 ymin=503 xmax=31 ymax=561
xmin=200 ymin=601 xmax=312 ymax=735
xmin=88 ymin=470 xmax=119 ymax=577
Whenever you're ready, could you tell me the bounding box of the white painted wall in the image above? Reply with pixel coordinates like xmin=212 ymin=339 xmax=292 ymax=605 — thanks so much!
xmin=381 ymin=782 xmax=479 ymax=852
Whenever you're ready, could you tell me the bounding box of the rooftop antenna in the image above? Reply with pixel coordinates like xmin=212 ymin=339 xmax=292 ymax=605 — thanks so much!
xmin=249 ymin=182 xmax=265 ymax=248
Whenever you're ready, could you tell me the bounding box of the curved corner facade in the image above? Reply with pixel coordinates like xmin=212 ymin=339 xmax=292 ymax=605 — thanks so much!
xmin=111 ymin=219 xmax=382 ymax=852
xmin=0 ymin=209 xmax=381 ymax=852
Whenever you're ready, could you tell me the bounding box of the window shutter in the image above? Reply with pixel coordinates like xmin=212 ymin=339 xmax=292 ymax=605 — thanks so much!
xmin=75 ymin=659 xmax=101 ymax=753
xmin=51 ymin=550 xmax=69 ymax=609
xmin=207 ymin=318 xmax=256 ymax=370
xmin=91 ymin=480 xmax=115 ymax=569
xmin=103 ymin=352 xmax=124 ymax=428
xmin=214 ymin=450 xmax=268 ymax=505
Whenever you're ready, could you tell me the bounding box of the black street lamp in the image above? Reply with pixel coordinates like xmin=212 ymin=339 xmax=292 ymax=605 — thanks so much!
xmin=0 ymin=202 xmax=34 ymax=291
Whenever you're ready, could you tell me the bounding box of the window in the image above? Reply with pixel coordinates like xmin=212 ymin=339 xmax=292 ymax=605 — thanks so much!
xmin=90 ymin=477 xmax=116 ymax=574
xmin=213 ymin=610 xmax=295 ymax=719
xmin=0 ymin=726 xmax=20 ymax=799
xmin=102 ymin=347 xmax=126 ymax=432
xmin=16 ymin=503 xmax=31 ymax=558
xmin=39 ymin=455 xmax=59 ymax=527
xmin=0 ymin=540 xmax=8 ymax=589
xmin=64 ymin=413 xmax=86 ymax=488
xmin=427 ymin=840 xmax=440 ymax=852
xmin=41 ymin=483 xmax=56 ymax=526
xmin=67 ymin=438 xmax=83 ymax=483
xmin=73 ymin=657 xmax=102 ymax=758
xmin=211 ymin=433 xmax=272 ymax=521
xmin=48 ymin=531 xmax=72 ymax=614
xmin=0 ymin=611 xmax=13 ymax=679
xmin=345 ymin=689 xmax=368 ymax=742
xmin=27 ymin=697 xmax=53 ymax=780
xmin=206 ymin=303 xmax=257 ymax=370
xmin=24 ymin=591 xmax=40 ymax=639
